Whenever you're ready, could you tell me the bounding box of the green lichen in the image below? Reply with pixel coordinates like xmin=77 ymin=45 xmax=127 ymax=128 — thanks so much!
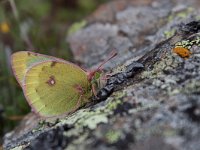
xmin=142 ymin=53 xmax=178 ymax=79
xmin=105 ymin=130 xmax=121 ymax=144
xmin=31 ymin=120 xmax=55 ymax=133
xmin=141 ymin=48 xmax=189 ymax=96
xmin=196 ymin=16 xmax=200 ymax=20
xmin=163 ymin=128 xmax=178 ymax=137
xmin=181 ymin=79 xmax=200 ymax=94
xmin=136 ymin=126 xmax=177 ymax=141
xmin=65 ymin=133 xmax=89 ymax=150
xmin=80 ymin=113 xmax=108 ymax=129
xmin=175 ymin=36 xmax=200 ymax=49
xmin=58 ymin=98 xmax=120 ymax=129
xmin=136 ymin=126 xmax=163 ymax=140
xmin=10 ymin=145 xmax=24 ymax=150
xmin=164 ymin=29 xmax=176 ymax=38
xmin=195 ymin=36 xmax=200 ymax=46
xmin=128 ymin=101 xmax=159 ymax=114
xmin=167 ymin=7 xmax=194 ymax=22
xmin=176 ymin=7 xmax=193 ymax=18
xmin=31 ymin=122 xmax=45 ymax=133
xmin=164 ymin=7 xmax=194 ymax=39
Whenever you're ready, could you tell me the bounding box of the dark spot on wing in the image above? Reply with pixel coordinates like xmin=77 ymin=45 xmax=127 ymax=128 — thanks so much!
xmin=51 ymin=61 xmax=57 ymax=67
xmin=46 ymin=75 xmax=56 ymax=86
xmin=27 ymin=52 xmax=31 ymax=56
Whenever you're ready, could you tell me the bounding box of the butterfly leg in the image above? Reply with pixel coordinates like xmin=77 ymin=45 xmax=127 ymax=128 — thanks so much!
xmin=74 ymin=84 xmax=92 ymax=106
xmin=92 ymin=83 xmax=97 ymax=98
xmin=74 ymin=93 xmax=90 ymax=111
xmin=74 ymin=85 xmax=89 ymax=111
xmin=101 ymin=73 xmax=112 ymax=81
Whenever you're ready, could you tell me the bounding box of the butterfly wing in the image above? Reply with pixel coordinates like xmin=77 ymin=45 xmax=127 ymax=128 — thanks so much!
xmin=24 ymin=60 xmax=92 ymax=117
xmin=11 ymin=51 xmax=66 ymax=86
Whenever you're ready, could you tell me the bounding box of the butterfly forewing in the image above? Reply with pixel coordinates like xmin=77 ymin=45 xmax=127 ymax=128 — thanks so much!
xmin=11 ymin=51 xmax=65 ymax=86
xmin=24 ymin=61 xmax=92 ymax=117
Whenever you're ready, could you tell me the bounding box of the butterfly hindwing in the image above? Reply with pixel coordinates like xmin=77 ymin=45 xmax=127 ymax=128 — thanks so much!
xmin=24 ymin=61 xmax=92 ymax=117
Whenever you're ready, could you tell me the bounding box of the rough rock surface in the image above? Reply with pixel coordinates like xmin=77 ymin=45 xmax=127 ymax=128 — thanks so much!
xmin=3 ymin=0 xmax=200 ymax=150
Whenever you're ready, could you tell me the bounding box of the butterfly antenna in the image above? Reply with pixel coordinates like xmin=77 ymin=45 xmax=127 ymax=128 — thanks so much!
xmin=96 ymin=50 xmax=117 ymax=71
xmin=88 ymin=49 xmax=117 ymax=81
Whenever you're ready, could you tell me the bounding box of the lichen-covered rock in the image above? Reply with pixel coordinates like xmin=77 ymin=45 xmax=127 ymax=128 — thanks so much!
xmin=3 ymin=0 xmax=200 ymax=149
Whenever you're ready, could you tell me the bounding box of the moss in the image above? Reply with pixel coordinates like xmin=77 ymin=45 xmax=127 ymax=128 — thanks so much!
xmin=105 ymin=130 xmax=121 ymax=144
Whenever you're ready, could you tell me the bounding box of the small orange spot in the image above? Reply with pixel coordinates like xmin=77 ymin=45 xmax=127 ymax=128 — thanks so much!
xmin=173 ymin=47 xmax=192 ymax=59
xmin=0 ymin=22 xmax=10 ymax=33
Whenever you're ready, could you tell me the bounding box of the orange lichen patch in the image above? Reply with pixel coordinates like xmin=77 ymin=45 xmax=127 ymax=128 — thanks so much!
xmin=173 ymin=46 xmax=192 ymax=59
xmin=0 ymin=22 xmax=10 ymax=33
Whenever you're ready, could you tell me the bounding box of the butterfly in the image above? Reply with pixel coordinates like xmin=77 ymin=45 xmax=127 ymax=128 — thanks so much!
xmin=11 ymin=51 xmax=117 ymax=117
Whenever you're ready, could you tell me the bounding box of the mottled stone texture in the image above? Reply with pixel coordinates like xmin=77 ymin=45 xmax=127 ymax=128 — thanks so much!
xmin=3 ymin=0 xmax=200 ymax=150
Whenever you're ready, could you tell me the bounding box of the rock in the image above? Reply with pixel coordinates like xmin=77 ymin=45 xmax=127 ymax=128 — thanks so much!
xmin=3 ymin=0 xmax=200 ymax=150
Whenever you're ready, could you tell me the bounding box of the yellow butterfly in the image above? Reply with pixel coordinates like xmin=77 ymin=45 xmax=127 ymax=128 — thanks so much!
xmin=11 ymin=51 xmax=116 ymax=117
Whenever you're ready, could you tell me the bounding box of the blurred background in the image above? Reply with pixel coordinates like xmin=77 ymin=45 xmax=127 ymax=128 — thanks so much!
xmin=0 ymin=0 xmax=107 ymax=145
